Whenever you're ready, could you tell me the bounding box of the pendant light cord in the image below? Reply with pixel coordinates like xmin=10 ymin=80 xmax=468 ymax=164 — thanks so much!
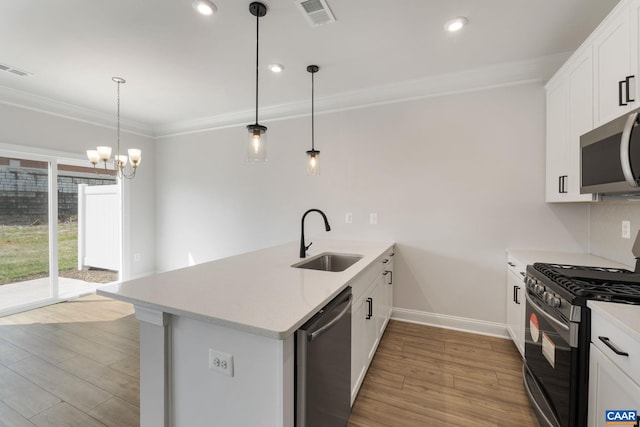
xmin=116 ymin=80 xmax=121 ymax=160
xmin=311 ymin=71 xmax=315 ymax=150
xmin=255 ymin=10 xmax=259 ymax=125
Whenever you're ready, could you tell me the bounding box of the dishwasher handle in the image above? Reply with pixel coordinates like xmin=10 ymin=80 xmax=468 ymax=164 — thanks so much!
xmin=308 ymin=294 xmax=352 ymax=342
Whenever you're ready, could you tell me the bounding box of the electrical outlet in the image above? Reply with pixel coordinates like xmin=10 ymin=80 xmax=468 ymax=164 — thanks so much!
xmin=209 ymin=349 xmax=234 ymax=377
xmin=345 ymin=213 xmax=353 ymax=224
xmin=622 ymin=220 xmax=631 ymax=239
xmin=370 ymin=213 xmax=378 ymax=225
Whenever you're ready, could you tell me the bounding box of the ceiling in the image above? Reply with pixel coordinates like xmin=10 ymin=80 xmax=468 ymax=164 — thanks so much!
xmin=0 ymin=0 xmax=621 ymax=136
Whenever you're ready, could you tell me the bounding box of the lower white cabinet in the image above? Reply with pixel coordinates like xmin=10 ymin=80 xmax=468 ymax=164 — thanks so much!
xmin=589 ymin=306 xmax=640 ymax=426
xmin=350 ymin=248 xmax=394 ymax=405
xmin=588 ymin=345 xmax=640 ymax=426
xmin=505 ymin=254 xmax=526 ymax=357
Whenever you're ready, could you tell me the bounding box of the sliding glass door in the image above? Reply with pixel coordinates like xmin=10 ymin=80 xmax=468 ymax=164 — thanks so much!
xmin=0 ymin=153 xmax=118 ymax=315
xmin=0 ymin=156 xmax=52 ymax=311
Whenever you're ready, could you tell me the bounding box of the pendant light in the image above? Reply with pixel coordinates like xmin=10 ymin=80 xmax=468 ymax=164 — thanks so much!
xmin=306 ymin=65 xmax=320 ymax=175
xmin=86 ymin=77 xmax=141 ymax=179
xmin=246 ymin=2 xmax=268 ymax=162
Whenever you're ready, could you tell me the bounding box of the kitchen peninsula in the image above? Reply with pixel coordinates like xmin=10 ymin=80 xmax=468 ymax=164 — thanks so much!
xmin=98 ymin=239 xmax=394 ymax=427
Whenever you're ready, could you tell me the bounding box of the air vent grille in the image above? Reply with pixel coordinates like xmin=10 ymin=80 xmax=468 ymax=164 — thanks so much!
xmin=295 ymin=0 xmax=336 ymax=26
xmin=0 ymin=63 xmax=32 ymax=77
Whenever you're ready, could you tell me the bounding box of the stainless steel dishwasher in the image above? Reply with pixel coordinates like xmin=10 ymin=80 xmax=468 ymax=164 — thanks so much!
xmin=296 ymin=286 xmax=352 ymax=427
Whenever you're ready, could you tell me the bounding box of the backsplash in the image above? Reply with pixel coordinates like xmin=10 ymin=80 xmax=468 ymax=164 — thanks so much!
xmin=589 ymin=200 xmax=640 ymax=267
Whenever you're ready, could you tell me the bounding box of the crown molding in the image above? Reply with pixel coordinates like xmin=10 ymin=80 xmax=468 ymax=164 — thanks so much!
xmin=0 ymin=52 xmax=570 ymax=139
xmin=154 ymin=52 xmax=570 ymax=138
xmin=0 ymin=85 xmax=155 ymax=137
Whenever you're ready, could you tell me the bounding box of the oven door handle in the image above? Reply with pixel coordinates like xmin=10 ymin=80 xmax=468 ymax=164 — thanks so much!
xmin=620 ymin=111 xmax=639 ymax=187
xmin=525 ymin=291 xmax=570 ymax=333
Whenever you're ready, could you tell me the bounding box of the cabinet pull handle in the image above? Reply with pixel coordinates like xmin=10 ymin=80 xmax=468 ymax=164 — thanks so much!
xmin=382 ymin=259 xmax=389 ymax=264
xmin=558 ymin=175 xmax=562 ymax=193
xmin=507 ymin=262 xmax=515 ymax=267
xmin=520 ymin=271 xmax=525 ymax=277
xmin=366 ymin=297 xmax=373 ymax=319
xmin=626 ymin=75 xmax=635 ymax=103
xmin=383 ymin=270 xmax=393 ymax=285
xmin=389 ymin=252 xmax=395 ymax=257
xmin=514 ymin=286 xmax=520 ymax=304
xmin=620 ymin=79 xmax=627 ymax=106
xmin=598 ymin=336 xmax=629 ymax=357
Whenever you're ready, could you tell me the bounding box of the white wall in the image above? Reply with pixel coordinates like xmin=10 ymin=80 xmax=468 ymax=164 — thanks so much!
xmin=589 ymin=200 xmax=640 ymax=267
xmin=0 ymin=103 xmax=156 ymax=279
xmin=155 ymin=82 xmax=589 ymax=325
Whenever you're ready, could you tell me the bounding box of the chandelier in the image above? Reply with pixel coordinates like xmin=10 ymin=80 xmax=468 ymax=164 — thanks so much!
xmin=86 ymin=77 xmax=141 ymax=179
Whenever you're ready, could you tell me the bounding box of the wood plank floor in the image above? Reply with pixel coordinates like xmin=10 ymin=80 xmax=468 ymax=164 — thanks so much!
xmin=348 ymin=321 xmax=540 ymax=427
xmin=0 ymin=295 xmax=539 ymax=426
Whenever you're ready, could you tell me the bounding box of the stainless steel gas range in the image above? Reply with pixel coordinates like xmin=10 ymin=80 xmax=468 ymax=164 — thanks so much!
xmin=523 ymin=262 xmax=640 ymax=427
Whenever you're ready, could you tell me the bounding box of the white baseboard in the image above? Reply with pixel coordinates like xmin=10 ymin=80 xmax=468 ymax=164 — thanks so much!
xmin=391 ymin=307 xmax=510 ymax=340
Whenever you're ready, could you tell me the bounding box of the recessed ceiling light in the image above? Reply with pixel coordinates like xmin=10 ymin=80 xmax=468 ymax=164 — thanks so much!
xmin=268 ymin=63 xmax=284 ymax=73
xmin=193 ymin=0 xmax=217 ymax=16
xmin=444 ymin=16 xmax=468 ymax=32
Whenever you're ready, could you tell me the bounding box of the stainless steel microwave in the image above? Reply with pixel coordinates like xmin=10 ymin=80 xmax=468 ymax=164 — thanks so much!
xmin=580 ymin=107 xmax=640 ymax=194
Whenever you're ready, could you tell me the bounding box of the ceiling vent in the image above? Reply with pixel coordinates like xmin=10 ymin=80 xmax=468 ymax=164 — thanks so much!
xmin=0 ymin=63 xmax=32 ymax=77
xmin=295 ymin=0 xmax=336 ymax=26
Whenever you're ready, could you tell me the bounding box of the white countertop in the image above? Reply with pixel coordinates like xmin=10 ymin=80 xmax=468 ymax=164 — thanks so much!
xmin=98 ymin=239 xmax=393 ymax=339
xmin=507 ymin=249 xmax=632 ymax=270
xmin=588 ymin=301 xmax=640 ymax=344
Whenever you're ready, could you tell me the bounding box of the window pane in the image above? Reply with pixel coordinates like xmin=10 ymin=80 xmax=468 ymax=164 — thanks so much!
xmin=0 ymin=156 xmax=50 ymax=310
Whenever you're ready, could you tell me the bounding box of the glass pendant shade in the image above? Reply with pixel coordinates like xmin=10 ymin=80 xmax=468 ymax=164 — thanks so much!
xmin=306 ymin=150 xmax=320 ymax=175
xmin=86 ymin=150 xmax=100 ymax=166
xmin=246 ymin=124 xmax=267 ymax=162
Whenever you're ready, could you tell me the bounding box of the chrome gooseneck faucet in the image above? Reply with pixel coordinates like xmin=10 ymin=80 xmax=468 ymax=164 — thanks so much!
xmin=300 ymin=209 xmax=331 ymax=258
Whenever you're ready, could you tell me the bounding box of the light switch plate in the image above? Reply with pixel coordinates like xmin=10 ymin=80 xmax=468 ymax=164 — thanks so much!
xmin=370 ymin=213 xmax=378 ymax=225
xmin=345 ymin=212 xmax=353 ymax=224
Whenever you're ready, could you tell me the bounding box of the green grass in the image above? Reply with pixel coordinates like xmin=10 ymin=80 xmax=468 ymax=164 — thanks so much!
xmin=0 ymin=223 xmax=78 ymax=283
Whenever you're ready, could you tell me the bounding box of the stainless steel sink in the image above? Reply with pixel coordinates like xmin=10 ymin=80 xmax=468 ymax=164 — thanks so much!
xmin=292 ymin=253 xmax=363 ymax=272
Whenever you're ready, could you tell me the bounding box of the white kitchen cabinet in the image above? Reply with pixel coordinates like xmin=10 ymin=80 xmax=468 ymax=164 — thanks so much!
xmin=351 ymin=277 xmax=379 ymax=404
xmin=505 ymin=254 xmax=526 ymax=357
xmin=377 ymin=254 xmax=394 ymax=336
xmin=350 ymin=249 xmax=394 ymax=405
xmin=588 ymin=345 xmax=640 ymax=427
xmin=545 ymin=49 xmax=597 ymax=202
xmin=592 ymin=0 xmax=639 ymax=127
xmin=589 ymin=304 xmax=640 ymax=426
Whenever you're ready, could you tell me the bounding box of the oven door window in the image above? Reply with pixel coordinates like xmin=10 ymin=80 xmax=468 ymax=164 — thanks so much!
xmin=525 ymin=293 xmax=572 ymax=427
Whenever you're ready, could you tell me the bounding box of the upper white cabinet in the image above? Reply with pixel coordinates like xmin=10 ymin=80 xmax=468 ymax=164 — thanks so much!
xmin=546 ymin=50 xmax=597 ymax=202
xmin=545 ymin=0 xmax=640 ymax=202
xmin=593 ymin=0 xmax=638 ymax=127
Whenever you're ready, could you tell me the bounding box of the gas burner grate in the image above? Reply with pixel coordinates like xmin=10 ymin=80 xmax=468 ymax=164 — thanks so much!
xmin=533 ymin=263 xmax=640 ymax=304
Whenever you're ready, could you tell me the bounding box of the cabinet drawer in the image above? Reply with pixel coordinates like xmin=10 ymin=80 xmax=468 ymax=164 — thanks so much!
xmin=349 ymin=254 xmax=386 ymax=299
xmin=591 ymin=309 xmax=640 ymax=386
xmin=507 ymin=254 xmax=527 ymax=280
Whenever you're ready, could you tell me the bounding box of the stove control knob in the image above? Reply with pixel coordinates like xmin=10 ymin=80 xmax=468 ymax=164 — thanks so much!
xmin=549 ymin=296 xmax=561 ymax=308
xmin=533 ymin=284 xmax=544 ymax=294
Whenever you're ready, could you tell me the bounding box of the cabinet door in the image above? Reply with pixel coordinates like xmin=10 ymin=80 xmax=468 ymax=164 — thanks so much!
xmin=506 ymin=270 xmax=525 ymax=357
xmin=593 ymin=2 xmax=635 ymax=126
xmin=588 ymin=344 xmax=640 ymax=427
xmin=568 ymin=51 xmax=598 ymax=201
xmin=546 ymin=79 xmax=570 ymax=202
xmin=350 ymin=283 xmax=379 ymax=404
xmin=363 ymin=285 xmax=379 ymax=363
